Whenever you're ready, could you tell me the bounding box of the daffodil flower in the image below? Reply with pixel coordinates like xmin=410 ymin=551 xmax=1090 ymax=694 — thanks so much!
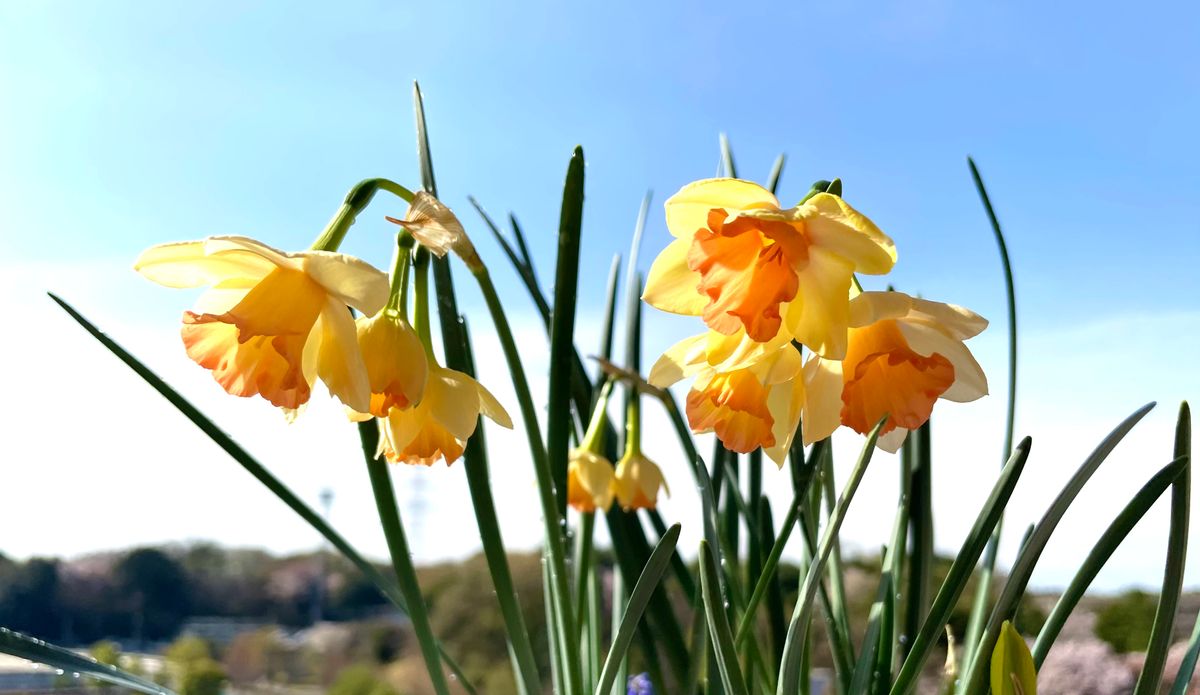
xmin=567 ymin=380 xmax=617 ymax=512
xmin=568 ymin=448 xmax=616 ymax=512
xmin=377 ymin=364 xmax=512 ymax=466
xmin=613 ymin=450 xmax=669 ymax=511
xmin=643 ymin=178 xmax=896 ymax=358
xmin=649 ymin=329 xmax=803 ymax=466
xmin=353 ymin=310 xmax=428 ymax=418
xmin=802 ymin=291 xmax=988 ymax=452
xmin=134 ymin=236 xmax=388 ymax=413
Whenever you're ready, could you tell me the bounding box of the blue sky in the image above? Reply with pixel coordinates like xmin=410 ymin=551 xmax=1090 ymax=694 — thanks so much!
xmin=1 ymin=1 xmax=1198 ymax=590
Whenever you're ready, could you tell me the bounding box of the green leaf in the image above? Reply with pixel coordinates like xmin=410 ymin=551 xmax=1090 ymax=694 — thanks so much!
xmin=778 ymin=418 xmax=885 ymax=695
xmin=766 ymin=154 xmax=786 ymax=195
xmin=1031 ymin=454 xmax=1188 ymax=667
xmin=548 ymin=145 xmax=586 ymax=514
xmin=47 ymin=293 xmax=478 ymax=694
xmin=890 ymin=438 xmax=1032 ymax=695
xmin=595 ymin=524 xmax=681 ymax=695
xmin=701 ymin=541 xmax=750 ymax=695
xmin=990 ymin=621 xmax=1036 ymax=695
xmin=1135 ymin=403 xmax=1191 ymax=695
xmin=850 ymin=573 xmax=892 ymax=695
xmin=962 ymin=156 xmax=1019 ymax=675
xmin=905 ymin=420 xmax=934 ymax=657
xmin=0 ymin=628 xmax=174 ymax=695
xmin=720 ymin=133 xmax=737 ymax=178
xmin=361 ymin=427 xmax=452 ymax=695
xmin=960 ymin=403 xmax=1156 ymax=695
xmin=735 ymin=499 xmax=800 ymax=647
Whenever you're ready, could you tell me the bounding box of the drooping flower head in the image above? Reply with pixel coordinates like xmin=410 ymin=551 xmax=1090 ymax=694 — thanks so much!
xmin=377 ymin=363 xmax=512 ymax=466
xmin=613 ymin=450 xmax=669 ymax=511
xmin=650 ymin=329 xmax=804 ymax=466
xmin=353 ymin=310 xmax=428 ymax=418
xmin=802 ymin=291 xmax=988 ymax=452
xmin=568 ymin=448 xmax=615 ymax=512
xmin=643 ymin=179 xmax=896 ymax=358
xmin=567 ymin=380 xmax=617 ymax=513
xmin=134 ymin=236 xmax=388 ymax=413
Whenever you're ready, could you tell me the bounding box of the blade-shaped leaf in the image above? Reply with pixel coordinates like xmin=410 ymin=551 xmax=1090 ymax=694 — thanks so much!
xmin=701 ymin=540 xmax=749 ymax=695
xmin=0 ymin=628 xmax=174 ymax=695
xmin=595 ymin=524 xmax=681 ymax=695
xmin=890 ymin=437 xmax=1032 ymax=695
xmin=778 ymin=418 xmax=885 ymax=695
xmin=47 ymin=293 xmax=478 ymax=693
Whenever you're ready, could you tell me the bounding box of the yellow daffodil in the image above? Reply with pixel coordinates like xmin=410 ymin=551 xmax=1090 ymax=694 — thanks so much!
xmin=134 ymin=236 xmax=387 ymax=412
xmin=613 ymin=450 xmax=669 ymax=511
xmin=802 ymin=291 xmax=988 ymax=452
xmin=568 ymin=449 xmax=615 ymax=512
xmin=643 ymin=179 xmax=896 ymax=358
xmin=352 ymin=310 xmax=428 ymax=418
xmin=377 ymin=364 xmax=513 ymax=466
xmin=649 ymin=329 xmax=803 ymax=466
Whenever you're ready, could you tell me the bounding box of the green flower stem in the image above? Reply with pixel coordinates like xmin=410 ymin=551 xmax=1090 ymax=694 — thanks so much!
xmin=471 ymin=265 xmax=583 ymax=695
xmin=385 ymin=233 xmax=415 ymax=318
xmin=412 ymin=248 xmax=435 ymax=358
xmin=310 ymin=177 xmax=415 ymax=251
xmin=361 ymin=424 xmax=451 ymax=695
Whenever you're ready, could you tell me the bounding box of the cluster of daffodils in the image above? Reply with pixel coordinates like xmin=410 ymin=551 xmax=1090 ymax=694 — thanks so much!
xmin=566 ymin=382 xmax=670 ymax=514
xmin=643 ymin=178 xmax=988 ymax=460
xmin=133 ymin=193 xmax=512 ymax=467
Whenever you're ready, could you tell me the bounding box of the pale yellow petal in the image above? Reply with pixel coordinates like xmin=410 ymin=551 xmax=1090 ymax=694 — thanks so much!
xmin=642 ymin=237 xmax=707 ymax=316
xmin=300 ymin=251 xmax=389 ymax=315
xmin=907 ymin=297 xmax=989 ymax=340
xmin=428 ymin=368 xmax=483 ymax=441
xmin=801 ymin=356 xmax=843 ymax=446
xmin=382 ymin=407 xmax=424 ymax=454
xmin=876 ymin=428 xmax=909 ymax=453
xmin=896 ymin=321 xmax=988 ymax=403
xmin=316 ymin=299 xmax=372 ymax=413
xmin=755 ymin=344 xmax=803 ymax=385
xmin=801 ymin=194 xmax=897 ymax=275
xmin=476 ymin=380 xmax=514 ymax=429
xmin=192 ymin=287 xmax=250 ymax=315
xmin=783 ymin=246 xmax=855 ymax=359
xmin=848 ymin=291 xmax=913 ymax=328
xmin=664 ymin=178 xmax=780 ymax=238
xmin=647 ymin=334 xmax=709 ymax=388
xmin=764 ymin=376 xmax=805 ymax=467
xmin=134 ymin=240 xmax=276 ymax=288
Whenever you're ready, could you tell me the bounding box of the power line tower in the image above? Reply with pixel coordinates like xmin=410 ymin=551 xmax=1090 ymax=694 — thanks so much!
xmin=311 ymin=488 xmax=334 ymax=624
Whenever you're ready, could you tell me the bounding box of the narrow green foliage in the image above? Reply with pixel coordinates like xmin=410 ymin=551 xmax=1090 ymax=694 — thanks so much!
xmin=905 ymin=420 xmax=934 ymax=655
xmin=595 ymin=524 xmax=681 ymax=695
xmin=735 ymin=500 xmax=800 ymax=647
xmin=961 ymin=403 xmax=1156 ymax=695
xmin=48 ymin=294 xmax=477 ymax=693
xmin=778 ymin=418 xmax=885 ymax=695
xmin=0 ymin=628 xmax=174 ymax=695
xmin=455 ymin=321 xmax=543 ymax=695
xmin=891 ymin=438 xmax=1032 ymax=695
xmin=720 ymin=133 xmax=737 ymax=178
xmin=549 ymin=146 xmax=587 ymax=515
xmin=849 ymin=573 xmax=892 ymax=695
xmin=361 ymin=428 xmax=451 ymax=695
xmin=963 ymin=156 xmax=1019 ymax=674
xmin=1031 ymin=454 xmax=1189 ymax=667
xmin=990 ymin=621 xmax=1036 ymax=695
xmin=766 ymin=154 xmax=786 ymax=194
xmin=701 ymin=541 xmax=750 ymax=695
xmin=1135 ymin=402 xmax=1191 ymax=695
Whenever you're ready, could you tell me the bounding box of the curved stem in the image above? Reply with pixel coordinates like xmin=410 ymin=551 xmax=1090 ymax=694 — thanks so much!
xmin=310 ymin=177 xmax=415 ymax=251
